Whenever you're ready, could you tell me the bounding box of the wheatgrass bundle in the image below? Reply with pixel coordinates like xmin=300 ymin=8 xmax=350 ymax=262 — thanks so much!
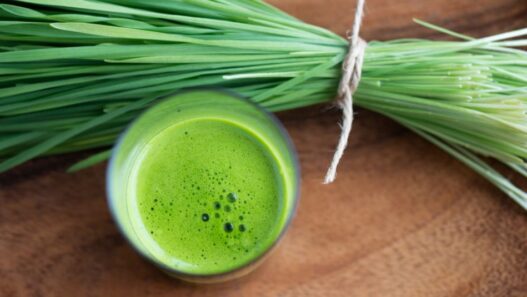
xmin=1 ymin=0 xmax=527 ymax=210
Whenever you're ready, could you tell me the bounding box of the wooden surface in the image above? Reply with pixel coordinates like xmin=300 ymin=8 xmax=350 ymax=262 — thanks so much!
xmin=2 ymin=0 xmax=527 ymax=296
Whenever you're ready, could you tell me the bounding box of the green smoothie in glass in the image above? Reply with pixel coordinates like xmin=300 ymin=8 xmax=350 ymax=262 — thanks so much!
xmin=107 ymin=90 xmax=299 ymax=282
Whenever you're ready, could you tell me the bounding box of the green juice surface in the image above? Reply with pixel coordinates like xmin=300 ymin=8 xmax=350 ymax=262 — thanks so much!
xmin=130 ymin=118 xmax=286 ymax=275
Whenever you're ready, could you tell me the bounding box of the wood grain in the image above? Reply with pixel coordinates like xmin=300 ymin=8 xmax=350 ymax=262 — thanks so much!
xmin=1 ymin=0 xmax=527 ymax=296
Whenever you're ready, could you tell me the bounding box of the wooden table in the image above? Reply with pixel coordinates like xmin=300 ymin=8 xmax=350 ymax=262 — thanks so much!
xmin=2 ymin=0 xmax=527 ymax=296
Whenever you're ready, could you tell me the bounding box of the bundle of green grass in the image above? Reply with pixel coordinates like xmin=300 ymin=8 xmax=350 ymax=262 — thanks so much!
xmin=1 ymin=0 xmax=526 ymax=209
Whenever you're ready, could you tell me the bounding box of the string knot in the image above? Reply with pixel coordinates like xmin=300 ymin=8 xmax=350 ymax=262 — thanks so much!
xmin=324 ymin=0 xmax=367 ymax=184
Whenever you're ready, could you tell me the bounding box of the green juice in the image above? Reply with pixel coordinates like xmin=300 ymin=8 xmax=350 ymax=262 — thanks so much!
xmin=108 ymin=91 xmax=299 ymax=280
xmin=133 ymin=119 xmax=284 ymax=274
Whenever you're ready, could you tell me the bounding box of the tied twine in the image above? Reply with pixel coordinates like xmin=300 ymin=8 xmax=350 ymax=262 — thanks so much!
xmin=324 ymin=0 xmax=367 ymax=184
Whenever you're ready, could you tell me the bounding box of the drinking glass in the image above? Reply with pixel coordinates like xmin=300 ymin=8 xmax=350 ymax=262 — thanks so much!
xmin=107 ymin=90 xmax=300 ymax=283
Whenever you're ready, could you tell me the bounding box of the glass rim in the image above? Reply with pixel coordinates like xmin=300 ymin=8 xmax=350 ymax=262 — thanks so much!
xmin=106 ymin=88 xmax=301 ymax=281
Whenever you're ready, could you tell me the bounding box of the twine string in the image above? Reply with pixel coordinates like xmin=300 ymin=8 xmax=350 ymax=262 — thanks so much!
xmin=324 ymin=0 xmax=367 ymax=184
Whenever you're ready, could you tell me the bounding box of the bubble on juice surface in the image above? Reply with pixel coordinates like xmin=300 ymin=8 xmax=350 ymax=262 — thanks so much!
xmin=227 ymin=192 xmax=238 ymax=203
xmin=224 ymin=222 xmax=234 ymax=233
xmin=201 ymin=213 xmax=209 ymax=222
xmin=214 ymin=202 xmax=221 ymax=210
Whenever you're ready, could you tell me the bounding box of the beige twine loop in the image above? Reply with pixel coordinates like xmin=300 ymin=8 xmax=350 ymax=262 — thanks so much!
xmin=324 ymin=0 xmax=367 ymax=184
